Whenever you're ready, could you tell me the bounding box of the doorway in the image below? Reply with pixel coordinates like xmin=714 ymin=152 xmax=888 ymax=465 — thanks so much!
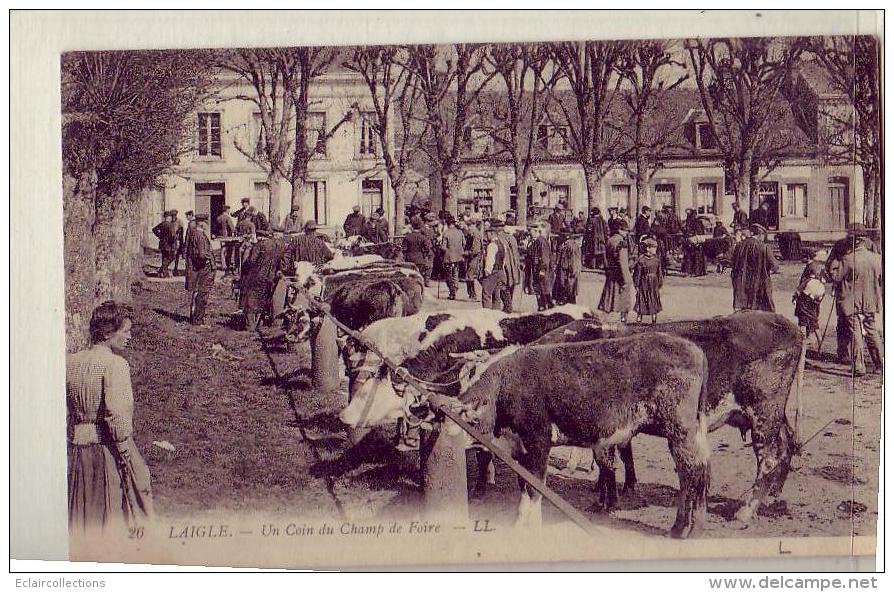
xmin=828 ymin=177 xmax=850 ymax=230
xmin=194 ymin=182 xmax=226 ymax=236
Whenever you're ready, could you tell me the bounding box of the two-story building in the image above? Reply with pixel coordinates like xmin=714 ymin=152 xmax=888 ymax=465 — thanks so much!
xmin=147 ymin=63 xmax=394 ymax=243
xmin=445 ymin=70 xmax=862 ymax=239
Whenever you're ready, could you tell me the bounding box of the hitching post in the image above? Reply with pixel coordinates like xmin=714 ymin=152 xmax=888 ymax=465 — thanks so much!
xmin=311 ymin=314 xmax=340 ymax=392
xmin=423 ymin=417 xmax=469 ymax=522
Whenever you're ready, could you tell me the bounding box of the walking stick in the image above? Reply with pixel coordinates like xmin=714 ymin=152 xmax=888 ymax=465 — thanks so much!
xmin=817 ymin=297 xmax=836 ymax=352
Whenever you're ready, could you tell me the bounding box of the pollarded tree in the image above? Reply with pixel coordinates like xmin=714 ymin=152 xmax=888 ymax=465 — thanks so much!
xmin=62 ymin=49 xmax=212 ymax=349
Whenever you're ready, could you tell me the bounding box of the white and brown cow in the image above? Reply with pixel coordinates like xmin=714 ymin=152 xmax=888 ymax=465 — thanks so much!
xmin=338 ymin=305 xmax=596 ymax=432
xmin=456 ymin=335 xmax=711 ymax=539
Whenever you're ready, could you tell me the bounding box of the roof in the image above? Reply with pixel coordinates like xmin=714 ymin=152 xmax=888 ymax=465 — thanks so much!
xmin=796 ymin=60 xmax=844 ymax=99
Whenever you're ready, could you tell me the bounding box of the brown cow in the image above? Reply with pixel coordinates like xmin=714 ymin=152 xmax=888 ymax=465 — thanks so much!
xmin=457 ymin=334 xmax=711 ymax=539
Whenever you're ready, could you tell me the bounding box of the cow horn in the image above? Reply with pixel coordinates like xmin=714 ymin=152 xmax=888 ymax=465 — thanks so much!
xmin=410 ymin=376 xmax=461 ymax=394
xmin=447 ymin=348 xmax=501 ymax=360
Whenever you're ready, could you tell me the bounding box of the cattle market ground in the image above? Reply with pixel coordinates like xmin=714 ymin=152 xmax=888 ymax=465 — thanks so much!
xmin=127 ymin=260 xmax=881 ymax=540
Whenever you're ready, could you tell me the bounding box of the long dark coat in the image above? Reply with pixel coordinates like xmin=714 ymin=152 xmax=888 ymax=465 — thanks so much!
xmin=464 ymin=226 xmax=483 ymax=280
xmin=598 ymin=234 xmax=633 ymax=313
xmin=529 ymin=236 xmax=555 ymax=296
xmin=239 ymin=238 xmax=282 ymax=315
xmin=731 ymin=236 xmax=779 ymax=312
xmin=553 ymin=238 xmax=582 ymax=304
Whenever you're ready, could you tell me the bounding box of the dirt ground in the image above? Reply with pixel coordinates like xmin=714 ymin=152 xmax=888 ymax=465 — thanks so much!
xmin=126 ymin=258 xmax=881 ymax=539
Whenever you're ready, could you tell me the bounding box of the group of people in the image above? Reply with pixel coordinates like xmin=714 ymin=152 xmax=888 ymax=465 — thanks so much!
xmin=343 ymin=205 xmax=391 ymax=244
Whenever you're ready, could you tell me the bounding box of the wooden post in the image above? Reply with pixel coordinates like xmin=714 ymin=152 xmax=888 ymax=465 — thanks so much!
xmin=311 ymin=314 xmax=340 ymax=392
xmin=423 ymin=418 xmax=469 ymax=522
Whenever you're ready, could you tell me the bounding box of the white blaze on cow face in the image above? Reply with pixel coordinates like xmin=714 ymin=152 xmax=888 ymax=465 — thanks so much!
xmin=293 ymin=261 xmax=323 ymax=296
xmin=339 ymin=371 xmax=406 ymax=429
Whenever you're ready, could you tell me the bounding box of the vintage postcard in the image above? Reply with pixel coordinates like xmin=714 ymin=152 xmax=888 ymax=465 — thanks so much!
xmin=11 ymin=10 xmax=884 ymax=570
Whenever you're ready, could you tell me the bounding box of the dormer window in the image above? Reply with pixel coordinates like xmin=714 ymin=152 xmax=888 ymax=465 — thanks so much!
xmin=696 ymin=122 xmax=717 ymax=150
xmin=537 ymin=124 xmax=569 ymax=155
xmin=464 ymin=126 xmax=491 ymax=155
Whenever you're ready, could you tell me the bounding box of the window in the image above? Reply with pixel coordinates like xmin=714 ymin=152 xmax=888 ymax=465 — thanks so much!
xmin=358 ymin=113 xmax=378 ymax=158
xmin=472 ymin=187 xmax=494 ymax=217
xmin=551 ymin=126 xmax=569 ymax=154
xmin=306 ymin=180 xmax=328 ymax=225
xmin=468 ymin=127 xmax=491 ymax=154
xmin=783 ymin=183 xmax=808 ymax=218
xmin=360 ymin=179 xmax=383 ymax=219
xmin=696 ymin=122 xmax=716 ymax=150
xmin=653 ymin=183 xmax=676 ymax=211
xmin=197 ymin=112 xmax=221 ymax=157
xmin=509 ymin=185 xmax=533 ymax=212
xmin=695 ymin=183 xmax=717 ymax=215
xmin=306 ymin=112 xmax=327 ymax=157
xmin=548 ymin=184 xmax=570 ymax=209
xmin=609 ymin=184 xmax=631 ymax=211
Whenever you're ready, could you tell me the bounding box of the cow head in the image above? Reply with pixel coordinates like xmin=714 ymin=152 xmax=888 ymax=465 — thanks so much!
xmin=339 ymin=368 xmax=408 ymax=429
xmin=281 ymin=262 xmax=324 ymax=343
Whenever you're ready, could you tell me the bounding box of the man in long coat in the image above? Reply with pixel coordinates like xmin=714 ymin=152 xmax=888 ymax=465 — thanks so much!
xmin=152 ymin=211 xmax=178 ymax=278
xmin=598 ymin=218 xmax=633 ymax=322
xmin=187 ymin=214 xmax=216 ymax=325
xmin=239 ymin=235 xmax=281 ymax=331
xmin=730 ymin=223 xmax=779 ymax=312
xmin=828 ymin=228 xmax=883 ymax=374
xmin=462 ymin=218 xmax=483 ymax=299
xmin=343 ymin=205 xmax=366 ymax=237
xmin=529 ymin=222 xmax=555 ymax=310
xmin=553 ymin=232 xmax=582 ymax=305
xmin=402 ymin=217 xmax=435 ymax=286
xmin=583 ymin=207 xmax=609 ymax=269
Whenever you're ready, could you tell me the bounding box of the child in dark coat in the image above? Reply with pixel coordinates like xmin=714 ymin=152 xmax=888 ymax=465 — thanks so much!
xmin=634 ymin=238 xmax=663 ymax=323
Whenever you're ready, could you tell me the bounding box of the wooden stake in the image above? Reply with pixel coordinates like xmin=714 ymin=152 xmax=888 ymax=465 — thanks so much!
xmin=311 ymin=314 xmax=340 ymax=392
xmin=423 ymin=418 xmax=469 ymax=522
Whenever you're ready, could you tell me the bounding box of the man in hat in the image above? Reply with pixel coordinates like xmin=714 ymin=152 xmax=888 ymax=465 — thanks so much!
xmin=280 ymin=208 xmax=303 ymax=234
xmin=583 ymin=207 xmax=609 ymax=269
xmin=181 ymin=210 xmax=197 ymax=279
xmin=232 ymin=197 xmax=251 ymax=221
xmin=481 ymin=219 xmax=522 ymax=312
xmin=529 ymin=221 xmax=555 ymax=310
xmin=548 ymin=204 xmax=566 ymax=235
xmin=749 ymin=200 xmax=774 ymax=231
xmin=215 ymin=205 xmax=237 ymax=274
xmin=462 ymin=216 xmax=483 ymax=299
xmin=187 ymin=213 xmax=216 ymax=325
xmin=440 ymin=214 xmax=465 ymax=300
xmin=152 ymin=211 xmax=179 ymax=278
xmin=827 ymin=225 xmax=883 ymax=374
xmin=251 ymin=206 xmax=270 ymax=234
xmin=363 ymin=207 xmax=390 ymax=243
xmin=634 ymin=206 xmax=652 ymax=243
xmin=343 ymin=205 xmax=366 ymax=238
xmin=730 ymin=223 xmax=779 ymax=312
xmin=292 ymin=220 xmax=334 ymax=267
xmin=403 ymin=216 xmax=435 ymax=287
xmin=170 ymin=209 xmax=185 ymax=273
xmin=554 ymin=230 xmax=582 ymax=305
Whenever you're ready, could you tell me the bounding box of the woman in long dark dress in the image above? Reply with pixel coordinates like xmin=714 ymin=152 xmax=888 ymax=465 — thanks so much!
xmin=67 ymin=301 xmax=153 ymax=539
xmin=681 ymin=209 xmax=707 ymax=276
xmin=634 ymin=238 xmax=663 ymax=323
xmin=598 ymin=218 xmax=633 ymax=322
xmin=793 ymin=249 xmax=830 ymax=350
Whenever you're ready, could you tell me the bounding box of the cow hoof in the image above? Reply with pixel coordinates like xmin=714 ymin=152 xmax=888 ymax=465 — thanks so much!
xmin=735 ymin=505 xmax=756 ymax=523
xmin=669 ymin=524 xmax=693 ymax=539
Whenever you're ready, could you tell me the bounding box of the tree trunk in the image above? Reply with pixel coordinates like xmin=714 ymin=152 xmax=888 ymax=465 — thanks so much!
xmin=864 ymin=167 xmax=881 ymax=230
xmin=265 ymin=172 xmax=284 ymax=228
xmin=583 ymin=165 xmax=602 ymax=212
xmin=94 ymin=186 xmax=139 ymax=305
xmin=289 ymin=177 xmax=304 ymax=229
xmin=391 ymin=180 xmax=406 ymax=234
xmin=442 ymin=171 xmax=460 ymax=216
xmin=514 ymin=165 xmax=529 ymax=226
xmin=633 ymin=154 xmax=647 ymax=215
xmin=742 ymin=155 xmax=756 ymax=212
xmin=63 ymin=170 xmax=97 ymax=352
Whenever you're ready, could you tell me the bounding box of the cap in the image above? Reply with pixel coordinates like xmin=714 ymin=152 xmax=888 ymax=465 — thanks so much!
xmin=424 ymin=212 xmax=437 ymax=222
xmin=195 ymin=213 xmax=210 ymax=222
xmin=352 ymin=205 xmax=361 ymax=212
xmin=641 ymin=237 xmax=658 ymax=248
xmin=241 ymin=197 xmax=250 ymax=204
xmin=303 ymin=220 xmax=318 ymax=231
xmin=749 ymin=223 xmax=768 ymax=235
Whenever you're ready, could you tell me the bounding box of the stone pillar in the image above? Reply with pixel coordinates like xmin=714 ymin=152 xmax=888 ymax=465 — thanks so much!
xmin=423 ymin=418 xmax=469 ymax=522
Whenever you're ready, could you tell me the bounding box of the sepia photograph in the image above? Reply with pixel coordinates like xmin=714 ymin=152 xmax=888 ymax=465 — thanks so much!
xmin=13 ymin=9 xmax=884 ymax=570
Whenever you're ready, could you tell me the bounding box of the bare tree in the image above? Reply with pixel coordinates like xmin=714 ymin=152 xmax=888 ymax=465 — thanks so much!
xmin=345 ymin=45 xmax=424 ymax=232
xmin=218 ymin=47 xmax=355 ymax=226
xmin=615 ymin=40 xmax=688 ymax=214
xmin=403 ymin=43 xmax=497 ymax=215
xmin=687 ymin=37 xmax=806 ymax=212
xmin=482 ymin=42 xmax=552 ymax=226
xmin=543 ymin=40 xmax=627 ymax=211
xmin=808 ymin=35 xmax=881 ymax=229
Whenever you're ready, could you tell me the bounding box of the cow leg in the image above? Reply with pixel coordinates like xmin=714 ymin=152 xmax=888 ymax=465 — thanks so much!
xmin=589 ymin=447 xmax=618 ymax=513
xmin=666 ymin=409 xmax=711 ymax=540
xmin=473 ymin=449 xmax=494 ymax=496
xmin=736 ymin=417 xmax=794 ymax=523
xmin=619 ymin=442 xmax=637 ymax=495
xmin=514 ymin=427 xmax=551 ymax=528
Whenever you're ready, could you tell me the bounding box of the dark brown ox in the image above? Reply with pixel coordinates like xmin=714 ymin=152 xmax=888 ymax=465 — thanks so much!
xmin=532 ymin=311 xmax=802 ymax=522
xmin=457 ymin=334 xmax=711 ymax=539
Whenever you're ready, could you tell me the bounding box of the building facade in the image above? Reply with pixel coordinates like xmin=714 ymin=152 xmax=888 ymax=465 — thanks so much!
xmin=149 ymin=71 xmax=394 ymax=242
